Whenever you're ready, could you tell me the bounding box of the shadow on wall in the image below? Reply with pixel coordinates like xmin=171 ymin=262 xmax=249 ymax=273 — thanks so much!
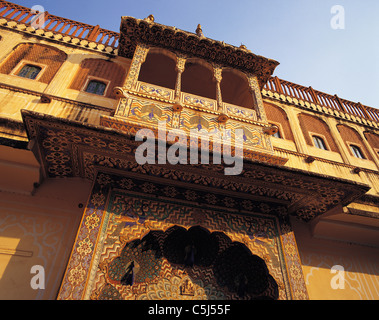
xmin=0 ymin=178 xmax=92 ymax=300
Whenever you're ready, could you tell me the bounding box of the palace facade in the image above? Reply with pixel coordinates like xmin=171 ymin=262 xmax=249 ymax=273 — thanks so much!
xmin=0 ymin=0 xmax=378 ymax=300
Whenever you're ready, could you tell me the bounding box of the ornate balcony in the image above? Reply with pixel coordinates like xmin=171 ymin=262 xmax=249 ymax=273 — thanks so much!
xmin=98 ymin=13 xmax=286 ymax=165
xmin=101 ymin=80 xmax=287 ymax=166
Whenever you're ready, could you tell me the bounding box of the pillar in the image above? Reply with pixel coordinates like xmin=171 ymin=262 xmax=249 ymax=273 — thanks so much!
xmin=115 ymin=43 xmax=149 ymax=117
xmin=174 ymin=55 xmax=186 ymax=101
xmin=247 ymin=75 xmax=268 ymax=122
xmin=213 ymin=65 xmax=223 ymax=112
xmin=123 ymin=43 xmax=149 ymax=91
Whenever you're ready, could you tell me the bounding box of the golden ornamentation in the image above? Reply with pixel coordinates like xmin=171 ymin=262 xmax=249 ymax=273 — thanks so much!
xmin=68 ymin=264 xmax=86 ymax=286
xmin=263 ymin=125 xmax=279 ymax=136
xmin=196 ymin=24 xmax=204 ymax=38
xmin=172 ymin=103 xmax=183 ymax=112
xmin=144 ymin=14 xmax=155 ymax=23
xmin=217 ymin=113 xmax=229 ymax=124
xmin=77 ymin=237 xmax=93 ymax=256
xmin=180 ymin=278 xmax=195 ymax=296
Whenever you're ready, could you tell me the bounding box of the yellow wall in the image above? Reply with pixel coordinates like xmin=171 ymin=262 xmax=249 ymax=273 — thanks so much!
xmin=292 ymin=218 xmax=379 ymax=300
xmin=0 ymin=176 xmax=92 ymax=299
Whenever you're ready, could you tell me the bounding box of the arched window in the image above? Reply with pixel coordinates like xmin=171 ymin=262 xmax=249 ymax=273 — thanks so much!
xmin=70 ymin=59 xmax=126 ymax=99
xmin=312 ymin=135 xmax=327 ymax=150
xmin=337 ymin=124 xmax=372 ymax=161
xmin=85 ymin=80 xmax=107 ymax=96
xmin=0 ymin=43 xmax=66 ymax=83
xmin=264 ymin=103 xmax=294 ymax=141
xmin=298 ymin=113 xmax=339 ymax=152
xmin=181 ymin=60 xmax=216 ymax=100
xmin=17 ymin=64 xmax=42 ymax=80
xmin=221 ymin=69 xmax=254 ymax=109
xmin=350 ymin=145 xmax=365 ymax=159
xmin=138 ymin=50 xmax=177 ymax=90
xmin=364 ymin=131 xmax=379 ymax=159
xmin=272 ymin=127 xmax=282 ymax=139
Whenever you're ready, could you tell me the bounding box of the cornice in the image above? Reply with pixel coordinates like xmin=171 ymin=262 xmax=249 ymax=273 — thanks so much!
xmin=274 ymin=146 xmax=379 ymax=175
xmin=0 ymin=82 xmax=114 ymax=113
xmin=21 ymin=109 xmax=371 ymax=222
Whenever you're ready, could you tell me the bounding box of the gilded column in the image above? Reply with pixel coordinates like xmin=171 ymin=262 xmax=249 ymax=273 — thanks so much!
xmin=115 ymin=43 xmax=149 ymax=117
xmin=247 ymin=75 xmax=268 ymax=123
xmin=123 ymin=43 xmax=149 ymax=91
xmin=213 ymin=65 xmax=223 ymax=112
xmin=174 ymin=55 xmax=186 ymax=101
xmin=171 ymin=55 xmax=186 ymax=129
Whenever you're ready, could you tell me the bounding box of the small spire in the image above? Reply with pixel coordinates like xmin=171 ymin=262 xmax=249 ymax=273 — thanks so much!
xmin=144 ymin=14 xmax=155 ymax=23
xmin=239 ymin=43 xmax=251 ymax=52
xmin=196 ymin=24 xmax=205 ymax=38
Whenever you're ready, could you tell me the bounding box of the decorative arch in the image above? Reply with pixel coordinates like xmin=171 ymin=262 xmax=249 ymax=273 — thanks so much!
xmin=298 ymin=113 xmax=339 ymax=152
xmin=181 ymin=58 xmax=216 ymax=100
xmin=138 ymin=48 xmax=177 ymax=90
xmin=101 ymin=225 xmax=279 ymax=300
xmin=0 ymin=42 xmax=67 ymax=83
xmin=364 ymin=131 xmax=379 ymax=157
xmin=337 ymin=124 xmax=372 ymax=160
xmin=264 ymin=102 xmax=294 ymax=141
xmin=221 ymin=68 xmax=254 ymax=109
xmin=70 ymin=58 xmax=126 ymax=99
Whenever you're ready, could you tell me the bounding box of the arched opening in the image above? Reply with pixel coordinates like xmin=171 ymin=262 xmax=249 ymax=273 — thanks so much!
xmin=0 ymin=43 xmax=67 ymax=84
xmin=70 ymin=58 xmax=126 ymax=99
xmin=364 ymin=131 xmax=379 ymax=159
xmin=221 ymin=69 xmax=254 ymax=109
xmin=337 ymin=124 xmax=372 ymax=160
xmin=312 ymin=135 xmax=328 ymax=150
xmin=264 ymin=102 xmax=295 ymax=141
xmin=100 ymin=225 xmax=278 ymax=300
xmin=181 ymin=59 xmax=216 ymax=100
xmin=298 ymin=113 xmax=339 ymax=152
xmin=138 ymin=50 xmax=177 ymax=90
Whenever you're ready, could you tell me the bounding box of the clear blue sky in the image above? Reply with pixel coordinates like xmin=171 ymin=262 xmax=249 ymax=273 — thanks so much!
xmin=14 ymin=0 xmax=379 ymax=109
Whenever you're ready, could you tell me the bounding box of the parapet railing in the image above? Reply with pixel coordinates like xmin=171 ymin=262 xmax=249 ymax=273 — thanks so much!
xmin=0 ymin=0 xmax=119 ymax=48
xmin=264 ymin=76 xmax=379 ymax=122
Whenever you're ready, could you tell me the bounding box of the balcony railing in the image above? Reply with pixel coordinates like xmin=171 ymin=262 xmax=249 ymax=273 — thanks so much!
xmin=0 ymin=0 xmax=119 ymax=48
xmin=135 ymin=81 xmax=258 ymax=122
xmin=264 ymin=76 xmax=379 ymax=122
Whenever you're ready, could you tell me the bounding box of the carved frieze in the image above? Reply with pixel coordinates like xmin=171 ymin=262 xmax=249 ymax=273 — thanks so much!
xmin=21 ymin=110 xmax=370 ymax=223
